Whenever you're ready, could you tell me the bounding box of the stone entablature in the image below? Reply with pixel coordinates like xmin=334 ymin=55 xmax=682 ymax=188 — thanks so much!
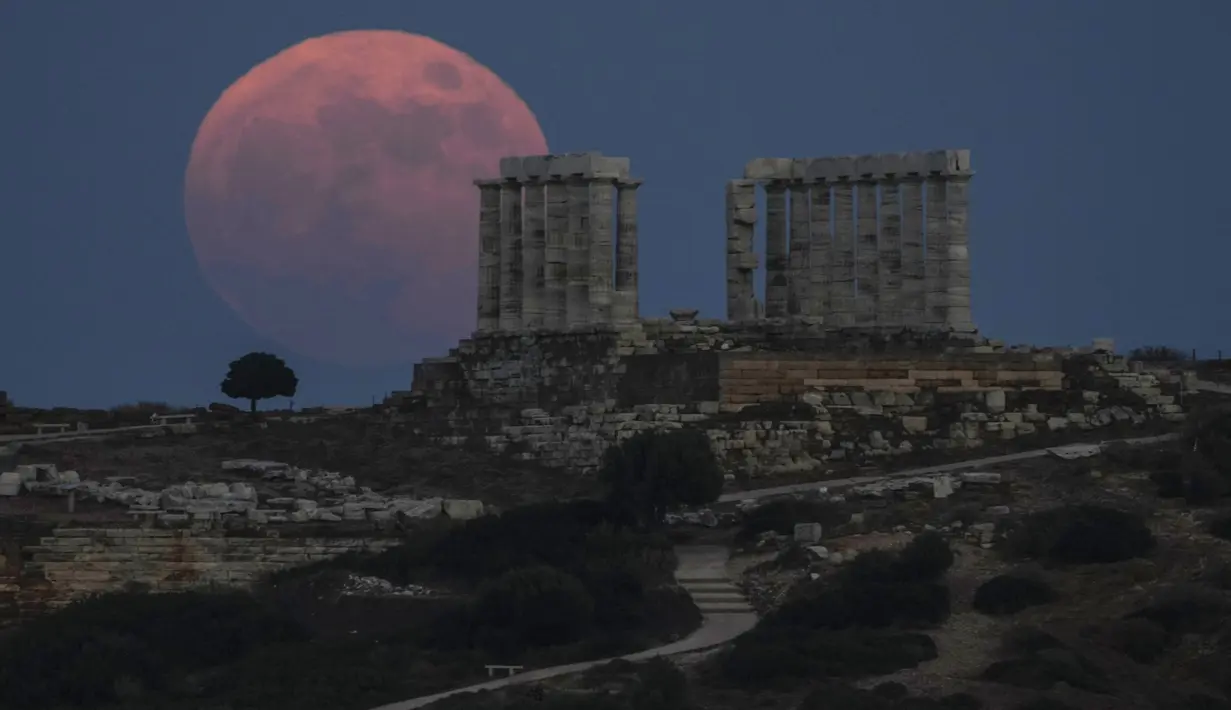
xmin=727 ymin=149 xmax=973 ymax=332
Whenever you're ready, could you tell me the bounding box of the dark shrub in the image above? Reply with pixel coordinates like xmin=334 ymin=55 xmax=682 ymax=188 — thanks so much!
xmin=1006 ymin=505 xmax=1155 ymax=565
xmin=1191 ymin=407 xmax=1231 ymax=478
xmin=1099 ymin=617 xmax=1170 ymax=663
xmin=737 ymin=498 xmax=845 ymax=543
xmin=473 ymin=566 xmax=595 ymax=649
xmin=1125 ymin=586 xmax=1229 ymax=636
xmin=723 ymin=627 xmax=938 ymax=688
xmin=0 ymin=590 xmax=305 ymax=709
xmin=600 ymin=429 xmax=724 ymax=526
xmin=1212 ymin=514 xmax=1231 ymax=541
xmin=1129 ymin=345 xmax=1187 ymax=362
xmin=1014 ymin=700 xmax=1078 ymax=710
xmin=896 ymin=531 xmax=955 ymax=581
xmin=798 ymin=681 xmax=983 ymax=709
xmin=982 ymin=649 xmax=1111 ymax=694
xmin=1184 ymin=453 xmax=1228 ymax=504
xmin=972 ymin=575 xmax=1057 ymax=616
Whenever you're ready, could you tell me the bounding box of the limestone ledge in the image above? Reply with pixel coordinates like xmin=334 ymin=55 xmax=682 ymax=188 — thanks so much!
xmin=15 ymin=528 xmax=398 ymax=599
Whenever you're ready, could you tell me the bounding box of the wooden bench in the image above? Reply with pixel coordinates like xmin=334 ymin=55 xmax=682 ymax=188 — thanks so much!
xmin=484 ymin=664 xmax=524 ymax=678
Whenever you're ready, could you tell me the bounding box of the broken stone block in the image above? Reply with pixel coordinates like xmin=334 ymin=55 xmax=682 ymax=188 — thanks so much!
xmin=901 ymin=416 xmax=928 ymax=434
xmin=442 ymin=499 xmax=484 ymax=520
xmin=0 ymin=472 xmax=21 ymax=496
xmin=794 ymin=522 xmax=823 ymax=544
xmin=961 ymin=472 xmax=1002 ymax=485
xmin=932 ymin=475 xmax=955 ymax=499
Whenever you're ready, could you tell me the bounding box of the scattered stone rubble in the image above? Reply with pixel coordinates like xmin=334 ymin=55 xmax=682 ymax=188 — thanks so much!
xmin=0 ymin=459 xmax=484 ymax=529
xmin=338 ymin=573 xmax=434 ymax=598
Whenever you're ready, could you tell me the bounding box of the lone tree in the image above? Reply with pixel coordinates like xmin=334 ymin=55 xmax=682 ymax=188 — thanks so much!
xmin=220 ymin=352 xmax=298 ymax=413
xmin=600 ymin=428 xmax=724 ymax=527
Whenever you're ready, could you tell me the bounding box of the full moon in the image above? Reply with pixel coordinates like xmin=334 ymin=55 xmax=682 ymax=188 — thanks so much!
xmin=184 ymin=30 xmax=548 ymax=366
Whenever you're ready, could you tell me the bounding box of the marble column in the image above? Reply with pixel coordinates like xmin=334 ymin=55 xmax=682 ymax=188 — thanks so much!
xmin=725 ymin=180 xmax=758 ymax=321
xmin=544 ymin=180 xmax=569 ymax=329
xmin=924 ymin=176 xmax=948 ymax=329
xmin=788 ymin=183 xmax=810 ymax=316
xmin=498 ymin=181 xmax=524 ymax=331
xmin=764 ymin=181 xmax=789 ymax=318
xmin=942 ymin=175 xmax=974 ymax=331
xmin=521 ymin=180 xmax=546 ymax=329
xmin=876 ymin=177 xmax=903 ymax=326
xmin=613 ymin=179 xmax=641 ymax=323
xmin=899 ymin=176 xmax=926 ymax=327
xmin=588 ymin=179 xmax=614 ymax=325
xmin=808 ymin=182 xmax=831 ymax=318
xmin=565 ymin=178 xmax=591 ymax=327
xmin=854 ymin=179 xmax=879 ymax=325
xmin=829 ymin=180 xmax=856 ymax=326
xmin=475 ymin=181 xmax=502 ymax=333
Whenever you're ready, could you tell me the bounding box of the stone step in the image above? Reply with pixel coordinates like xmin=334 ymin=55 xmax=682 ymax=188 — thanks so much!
xmin=678 ymin=580 xmax=738 ymax=591
xmin=689 ymin=590 xmax=746 ymax=602
xmin=695 ymin=602 xmax=755 ymax=613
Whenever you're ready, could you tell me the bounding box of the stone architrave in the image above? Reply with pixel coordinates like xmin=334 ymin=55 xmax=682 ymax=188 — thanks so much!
xmin=614 ymin=179 xmax=642 ymax=323
xmin=808 ymin=182 xmax=831 ymax=318
xmin=854 ymin=179 xmax=879 ymax=325
xmin=829 ymin=180 xmax=856 ymax=326
xmin=788 ymin=183 xmax=810 ymax=316
xmin=521 ymin=180 xmax=547 ymax=329
xmin=876 ymin=177 xmax=903 ymax=326
xmin=588 ymin=178 xmax=614 ymax=324
xmin=924 ymin=175 xmax=948 ymax=329
xmin=725 ymin=180 xmax=758 ymax=321
xmin=943 ymin=174 xmax=974 ymax=331
xmin=899 ymin=175 xmax=926 ymax=327
xmin=763 ymin=181 xmax=789 ymax=318
xmin=498 ymin=181 xmax=523 ymax=331
xmin=565 ymin=178 xmax=591 ymax=327
xmin=543 ymin=180 xmax=569 ymax=329
xmin=475 ymin=181 xmax=502 ymax=333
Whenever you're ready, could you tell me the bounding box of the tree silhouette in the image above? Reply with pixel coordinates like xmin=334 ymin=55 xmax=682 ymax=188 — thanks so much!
xmin=220 ymin=352 xmax=298 ymax=413
xmin=600 ymin=429 xmax=724 ymax=527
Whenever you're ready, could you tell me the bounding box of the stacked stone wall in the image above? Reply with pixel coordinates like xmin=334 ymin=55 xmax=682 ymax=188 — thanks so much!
xmin=0 ymin=525 xmax=397 ymax=625
xmin=402 ymin=324 xmax=1184 ymax=476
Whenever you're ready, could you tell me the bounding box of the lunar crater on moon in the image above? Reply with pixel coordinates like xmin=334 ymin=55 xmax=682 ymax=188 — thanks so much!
xmin=184 ymin=30 xmax=547 ymax=367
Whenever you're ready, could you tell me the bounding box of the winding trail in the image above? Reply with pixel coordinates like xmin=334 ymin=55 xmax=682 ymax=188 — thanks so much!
xmin=368 ymin=427 xmax=1203 ymax=709
xmin=369 ymin=546 xmax=757 ymax=710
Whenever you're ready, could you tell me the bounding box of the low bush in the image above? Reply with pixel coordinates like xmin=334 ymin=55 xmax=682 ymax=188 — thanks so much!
xmin=600 ymin=429 xmax=724 ymax=526
xmin=0 ymin=591 xmax=305 ymax=709
xmin=972 ymin=574 xmax=1058 ymax=616
xmin=798 ymin=681 xmax=983 ymax=709
xmin=1098 ymin=617 xmax=1170 ymax=663
xmin=1125 ymin=586 xmax=1229 ymax=637
xmin=718 ymin=533 xmax=955 ymax=688
xmin=1211 ymin=513 xmax=1231 ymax=541
xmin=736 ymin=498 xmax=845 ymax=543
xmin=982 ymin=650 xmax=1111 ymax=695
xmin=1005 ymin=505 xmax=1155 ymax=565
xmin=471 ymin=566 xmax=596 ymax=650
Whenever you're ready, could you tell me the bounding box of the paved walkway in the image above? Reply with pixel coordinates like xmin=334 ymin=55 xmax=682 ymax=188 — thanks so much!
xmin=717 ymin=432 xmax=1181 ymax=503
xmin=369 ymin=546 xmax=757 ymax=710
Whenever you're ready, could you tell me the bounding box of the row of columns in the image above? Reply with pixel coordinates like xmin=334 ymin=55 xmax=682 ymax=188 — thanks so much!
xmin=476 ymin=176 xmax=641 ymax=333
xmin=726 ymin=150 xmax=974 ymax=332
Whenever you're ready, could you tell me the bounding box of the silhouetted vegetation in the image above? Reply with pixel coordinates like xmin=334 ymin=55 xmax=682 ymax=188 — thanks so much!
xmin=714 ymin=532 xmax=955 ymax=689
xmin=799 ymin=683 xmax=983 ymax=710
xmin=972 ymin=574 xmax=1058 ymax=616
xmin=599 ymin=429 xmax=723 ymax=526
xmin=1004 ymin=504 xmax=1155 ymax=565
xmin=735 ymin=498 xmax=847 ymax=544
xmin=220 ymin=351 xmax=299 ymax=412
xmin=0 ymin=499 xmax=700 ymax=710
xmin=1129 ymin=345 xmax=1188 ymax=362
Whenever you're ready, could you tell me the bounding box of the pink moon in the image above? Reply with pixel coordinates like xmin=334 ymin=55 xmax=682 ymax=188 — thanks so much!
xmin=184 ymin=29 xmax=548 ymax=366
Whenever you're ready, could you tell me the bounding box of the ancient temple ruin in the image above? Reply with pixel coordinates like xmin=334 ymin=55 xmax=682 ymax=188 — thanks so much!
xmin=399 ymin=147 xmax=1177 ymax=476
xmin=473 ymin=152 xmax=642 ymax=333
xmin=727 ymin=150 xmax=974 ymax=331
